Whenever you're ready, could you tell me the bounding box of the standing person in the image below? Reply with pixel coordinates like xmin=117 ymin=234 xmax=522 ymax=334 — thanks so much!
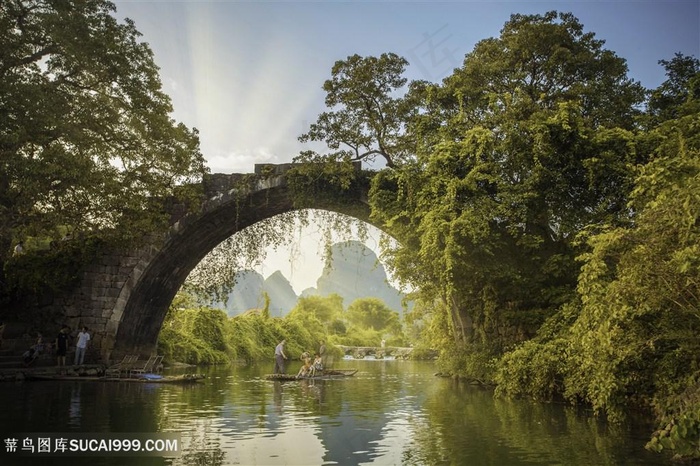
xmin=55 ymin=325 xmax=70 ymax=368
xmin=74 ymin=326 xmax=90 ymax=365
xmin=274 ymin=339 xmax=287 ymax=374
xmin=13 ymin=241 xmax=23 ymax=256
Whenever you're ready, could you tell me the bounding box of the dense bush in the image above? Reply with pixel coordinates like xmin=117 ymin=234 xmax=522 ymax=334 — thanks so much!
xmin=158 ymin=292 xmax=409 ymax=365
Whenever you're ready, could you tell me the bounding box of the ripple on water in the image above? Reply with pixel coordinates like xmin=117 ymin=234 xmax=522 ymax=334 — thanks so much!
xmin=0 ymin=362 xmax=676 ymax=466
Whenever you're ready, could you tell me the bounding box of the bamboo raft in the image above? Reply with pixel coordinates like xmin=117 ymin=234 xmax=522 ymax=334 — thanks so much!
xmin=26 ymin=373 xmax=205 ymax=384
xmin=266 ymin=369 xmax=358 ymax=381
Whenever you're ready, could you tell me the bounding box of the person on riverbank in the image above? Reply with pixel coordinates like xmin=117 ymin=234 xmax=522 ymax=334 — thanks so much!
xmin=73 ymin=326 xmax=90 ymax=365
xmin=274 ymin=339 xmax=287 ymax=374
xmin=55 ymin=325 xmax=70 ymax=367
xmin=22 ymin=333 xmax=45 ymax=367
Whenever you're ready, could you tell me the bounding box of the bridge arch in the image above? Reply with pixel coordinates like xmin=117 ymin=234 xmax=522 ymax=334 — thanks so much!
xmin=107 ymin=164 xmax=374 ymax=360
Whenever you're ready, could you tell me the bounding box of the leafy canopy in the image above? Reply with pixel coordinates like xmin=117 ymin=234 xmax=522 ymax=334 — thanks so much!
xmin=298 ymin=53 xmax=415 ymax=168
xmin=369 ymin=11 xmax=644 ymax=351
xmin=0 ymin=0 xmax=207 ymax=262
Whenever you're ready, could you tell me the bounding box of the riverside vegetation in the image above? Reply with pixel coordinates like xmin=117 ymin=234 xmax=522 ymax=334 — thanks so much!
xmin=157 ymin=292 xmax=412 ymax=365
xmin=1 ymin=3 xmax=698 ymax=460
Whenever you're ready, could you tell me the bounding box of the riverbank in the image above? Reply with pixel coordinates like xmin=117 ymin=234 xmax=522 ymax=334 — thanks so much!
xmin=0 ymin=364 xmax=105 ymax=382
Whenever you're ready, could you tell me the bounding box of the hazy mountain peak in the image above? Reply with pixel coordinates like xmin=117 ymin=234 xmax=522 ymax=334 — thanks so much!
xmin=218 ymin=242 xmax=408 ymax=317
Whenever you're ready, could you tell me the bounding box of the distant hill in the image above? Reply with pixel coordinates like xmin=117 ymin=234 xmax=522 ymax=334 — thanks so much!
xmin=302 ymin=241 xmax=407 ymax=315
xmin=262 ymin=270 xmax=298 ymax=317
xmin=221 ymin=270 xmax=265 ymax=313
xmin=215 ymin=241 xmax=409 ymax=317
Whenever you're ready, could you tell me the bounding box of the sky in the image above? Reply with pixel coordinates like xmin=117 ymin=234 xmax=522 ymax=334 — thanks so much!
xmin=113 ymin=0 xmax=700 ymax=294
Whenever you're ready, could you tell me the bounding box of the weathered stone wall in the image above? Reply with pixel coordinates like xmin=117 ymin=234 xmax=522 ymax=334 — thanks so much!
xmin=20 ymin=242 xmax=163 ymax=363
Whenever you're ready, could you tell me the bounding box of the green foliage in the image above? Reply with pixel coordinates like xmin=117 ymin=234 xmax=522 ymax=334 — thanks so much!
xmin=494 ymin=81 xmax=700 ymax=458
xmin=226 ymin=311 xmax=284 ymax=362
xmin=1 ymin=0 xmax=206 ymax=293
xmin=158 ymin=326 xmax=228 ymax=366
xmin=3 ymin=237 xmax=100 ymax=293
xmin=159 ymin=292 xmax=408 ymax=364
xmin=192 ymin=308 xmax=227 ymax=352
xmin=367 ymin=11 xmax=643 ymax=359
xmin=289 ymin=294 xmax=344 ymax=325
xmin=331 ymin=325 xmax=376 ymax=347
xmin=297 ymin=11 xmax=699 ymax=460
xmin=328 ymin=318 xmax=347 ymax=335
xmin=495 ymin=338 xmax=567 ymax=400
xmin=646 ymin=374 xmax=700 ymax=459
xmin=157 ymin=305 xmax=229 ymax=365
xmin=345 ymin=297 xmax=400 ymax=332
xmin=298 ymin=53 xmax=415 ymax=168
xmin=286 ymin=158 xmax=372 ymax=218
xmin=648 ymin=53 xmax=700 ymax=124
xmin=287 ymin=294 xmax=407 ymax=348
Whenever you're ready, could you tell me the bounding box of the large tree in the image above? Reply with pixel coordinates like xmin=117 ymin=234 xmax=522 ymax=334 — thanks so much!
xmin=496 ymin=59 xmax=700 ymax=458
xmin=298 ymin=53 xmax=416 ymax=168
xmin=370 ymin=11 xmax=645 ymax=356
xmin=345 ymin=297 xmax=400 ymax=333
xmin=0 ymin=0 xmax=206 ymax=266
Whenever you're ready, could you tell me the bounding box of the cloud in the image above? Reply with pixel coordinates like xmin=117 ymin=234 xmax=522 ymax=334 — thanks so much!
xmin=206 ymin=147 xmax=281 ymax=174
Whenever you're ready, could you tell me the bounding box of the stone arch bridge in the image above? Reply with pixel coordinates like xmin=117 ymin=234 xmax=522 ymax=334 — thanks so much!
xmin=38 ymin=163 xmax=373 ymax=363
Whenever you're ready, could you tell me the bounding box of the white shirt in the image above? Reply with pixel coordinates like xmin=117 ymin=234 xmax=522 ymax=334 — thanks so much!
xmin=76 ymin=331 xmax=90 ymax=349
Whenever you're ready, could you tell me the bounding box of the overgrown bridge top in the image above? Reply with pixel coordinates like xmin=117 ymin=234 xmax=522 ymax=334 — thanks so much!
xmin=201 ymin=162 xmax=364 ymax=199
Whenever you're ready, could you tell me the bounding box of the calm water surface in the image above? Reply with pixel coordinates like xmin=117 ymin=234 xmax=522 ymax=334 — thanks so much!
xmin=0 ymin=359 xmax=671 ymax=465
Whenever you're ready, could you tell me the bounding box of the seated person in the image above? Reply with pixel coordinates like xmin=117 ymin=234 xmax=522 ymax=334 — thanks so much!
xmin=310 ymin=354 xmax=323 ymax=376
xmin=34 ymin=333 xmax=45 ymax=353
xmin=22 ymin=347 xmax=37 ymax=366
xmin=23 ymin=339 xmax=43 ymax=367
xmin=297 ymin=352 xmax=312 ymax=378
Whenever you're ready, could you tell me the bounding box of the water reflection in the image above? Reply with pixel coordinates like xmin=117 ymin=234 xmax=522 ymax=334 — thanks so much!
xmin=0 ymin=361 xmax=673 ymax=466
xmin=68 ymin=384 xmax=82 ymax=428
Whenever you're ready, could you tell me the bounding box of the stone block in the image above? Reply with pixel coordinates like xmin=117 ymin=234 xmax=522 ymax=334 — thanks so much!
xmin=64 ymin=308 xmax=82 ymax=318
xmin=105 ymin=288 xmax=121 ymax=299
xmin=101 ymin=255 xmax=121 ymax=266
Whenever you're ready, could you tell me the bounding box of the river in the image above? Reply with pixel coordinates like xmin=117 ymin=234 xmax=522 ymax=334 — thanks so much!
xmin=0 ymin=359 xmax=670 ymax=465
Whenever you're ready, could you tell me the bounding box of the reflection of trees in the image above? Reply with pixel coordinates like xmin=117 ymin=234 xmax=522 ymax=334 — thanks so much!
xmin=315 ymin=361 xmax=428 ymax=465
xmin=416 ymin=380 xmax=665 ymax=465
xmin=338 ymin=361 xmax=405 ymax=415
xmin=170 ymin=419 xmax=225 ymax=466
xmin=154 ymin=367 xmax=227 ymax=426
xmin=401 ymin=415 xmax=447 ymax=466
xmin=0 ymin=360 xmax=670 ymax=465
xmin=176 ymin=451 xmax=225 ymax=466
